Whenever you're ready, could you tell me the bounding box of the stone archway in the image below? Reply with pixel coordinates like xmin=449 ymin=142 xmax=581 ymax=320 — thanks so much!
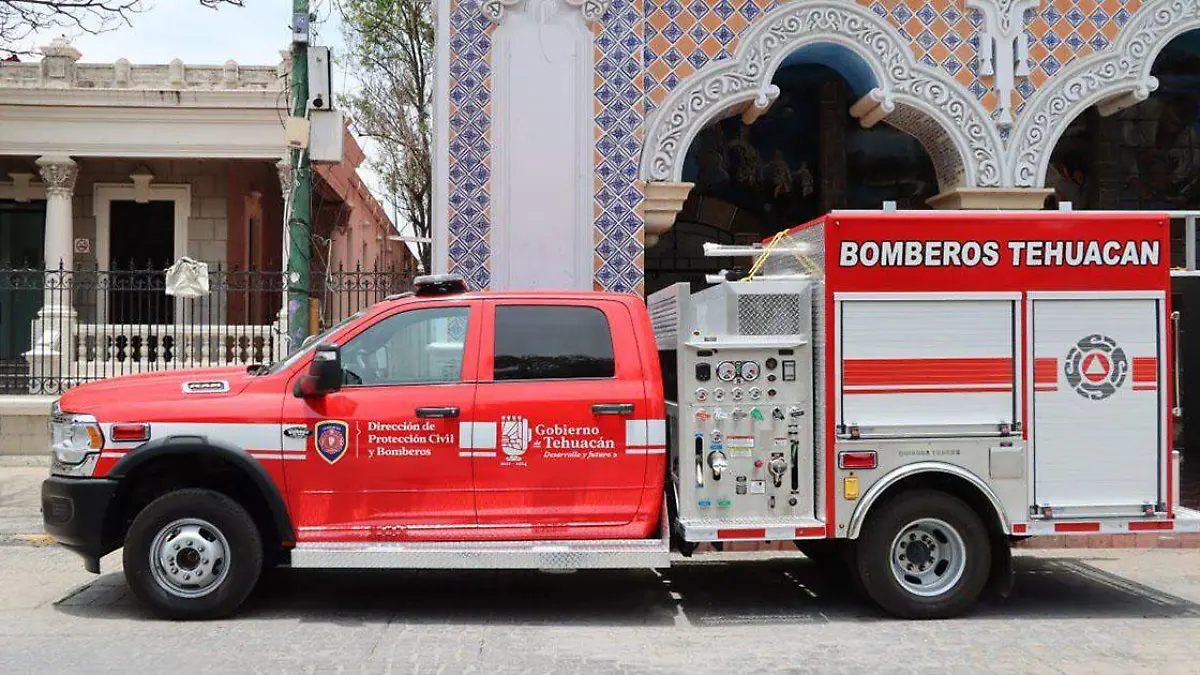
xmin=639 ymin=0 xmax=1004 ymax=232
xmin=1008 ymin=0 xmax=1200 ymax=189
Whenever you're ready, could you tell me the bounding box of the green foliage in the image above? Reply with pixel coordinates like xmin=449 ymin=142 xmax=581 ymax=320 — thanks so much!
xmin=338 ymin=0 xmax=433 ymax=269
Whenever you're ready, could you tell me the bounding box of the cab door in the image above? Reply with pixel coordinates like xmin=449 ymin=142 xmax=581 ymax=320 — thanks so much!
xmin=471 ymin=300 xmax=652 ymax=533
xmin=282 ymin=299 xmax=482 ymax=542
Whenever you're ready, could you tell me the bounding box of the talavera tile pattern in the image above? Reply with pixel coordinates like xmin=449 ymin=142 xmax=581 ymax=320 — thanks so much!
xmin=595 ymin=0 xmax=648 ymax=293
xmin=446 ymin=0 xmax=494 ymax=289
xmin=444 ymin=0 xmax=1158 ymax=292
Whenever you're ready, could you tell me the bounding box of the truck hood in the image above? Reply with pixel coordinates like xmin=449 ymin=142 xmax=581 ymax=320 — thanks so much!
xmin=58 ymin=366 xmax=260 ymax=414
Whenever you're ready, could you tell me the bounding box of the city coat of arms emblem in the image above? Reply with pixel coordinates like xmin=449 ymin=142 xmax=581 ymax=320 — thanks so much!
xmin=315 ymin=420 xmax=350 ymax=464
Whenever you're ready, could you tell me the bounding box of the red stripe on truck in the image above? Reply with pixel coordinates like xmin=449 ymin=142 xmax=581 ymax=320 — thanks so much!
xmin=1132 ymin=356 xmax=1158 ymax=383
xmin=1034 ymin=357 xmax=1057 ymax=385
xmin=1054 ymin=522 xmax=1101 ymax=533
xmin=717 ymin=528 xmax=767 ymax=540
xmin=842 ymin=357 xmax=1013 ymax=387
xmin=1128 ymin=520 xmax=1173 ymax=531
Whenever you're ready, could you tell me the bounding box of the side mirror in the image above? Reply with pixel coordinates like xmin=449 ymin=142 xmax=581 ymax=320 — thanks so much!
xmin=295 ymin=343 xmax=342 ymax=397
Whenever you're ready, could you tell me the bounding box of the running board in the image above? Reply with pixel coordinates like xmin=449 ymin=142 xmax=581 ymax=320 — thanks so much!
xmin=290 ymin=537 xmax=670 ymax=570
xmin=1023 ymin=506 xmax=1200 ymax=535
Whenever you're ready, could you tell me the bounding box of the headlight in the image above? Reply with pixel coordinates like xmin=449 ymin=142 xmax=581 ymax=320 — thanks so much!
xmin=50 ymin=404 xmax=104 ymax=476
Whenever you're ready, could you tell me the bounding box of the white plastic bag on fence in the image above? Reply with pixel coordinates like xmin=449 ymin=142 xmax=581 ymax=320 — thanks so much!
xmin=164 ymin=257 xmax=210 ymax=298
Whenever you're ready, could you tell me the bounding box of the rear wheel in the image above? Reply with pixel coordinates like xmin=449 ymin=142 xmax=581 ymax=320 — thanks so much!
xmin=123 ymin=488 xmax=263 ymax=620
xmin=854 ymin=490 xmax=991 ymax=619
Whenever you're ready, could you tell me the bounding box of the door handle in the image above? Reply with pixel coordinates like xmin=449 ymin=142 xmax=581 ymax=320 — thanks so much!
xmin=592 ymin=403 xmax=634 ymax=415
xmin=416 ymin=406 xmax=460 ymax=419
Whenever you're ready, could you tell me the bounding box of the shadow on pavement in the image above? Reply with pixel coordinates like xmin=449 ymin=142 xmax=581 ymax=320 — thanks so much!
xmin=52 ymin=554 xmax=1200 ymax=624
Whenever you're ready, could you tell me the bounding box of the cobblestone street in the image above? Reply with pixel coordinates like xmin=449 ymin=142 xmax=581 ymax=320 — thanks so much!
xmin=4 ymin=465 xmax=1200 ymax=674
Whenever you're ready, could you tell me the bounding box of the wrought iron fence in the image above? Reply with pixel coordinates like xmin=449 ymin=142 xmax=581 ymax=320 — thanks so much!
xmin=0 ymin=264 xmax=414 ymax=395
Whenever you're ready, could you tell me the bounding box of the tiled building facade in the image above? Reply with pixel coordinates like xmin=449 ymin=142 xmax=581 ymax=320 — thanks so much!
xmin=432 ymin=0 xmax=1200 ymax=293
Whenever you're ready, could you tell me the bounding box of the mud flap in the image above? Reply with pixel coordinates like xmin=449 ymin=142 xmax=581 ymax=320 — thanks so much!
xmin=985 ymin=537 xmax=1014 ymax=600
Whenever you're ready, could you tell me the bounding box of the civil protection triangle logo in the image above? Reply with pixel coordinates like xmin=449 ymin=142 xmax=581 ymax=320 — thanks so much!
xmin=315 ymin=420 xmax=350 ymax=464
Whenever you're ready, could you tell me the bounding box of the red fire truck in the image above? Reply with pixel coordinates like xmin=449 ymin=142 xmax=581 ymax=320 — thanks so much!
xmin=41 ymin=211 xmax=1200 ymax=620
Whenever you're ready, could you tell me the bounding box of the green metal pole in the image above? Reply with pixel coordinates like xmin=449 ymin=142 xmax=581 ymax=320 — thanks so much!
xmin=286 ymin=0 xmax=311 ymax=349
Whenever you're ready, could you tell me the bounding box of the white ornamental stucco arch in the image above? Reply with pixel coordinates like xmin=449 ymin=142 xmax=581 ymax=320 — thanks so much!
xmin=639 ymin=1 xmax=1005 ymax=194
xmin=1008 ymin=0 xmax=1200 ymax=188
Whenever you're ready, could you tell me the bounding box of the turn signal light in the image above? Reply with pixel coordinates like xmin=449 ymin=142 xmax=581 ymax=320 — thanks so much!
xmin=838 ymin=450 xmax=877 ymax=470
xmin=110 ymin=423 xmax=150 ymax=443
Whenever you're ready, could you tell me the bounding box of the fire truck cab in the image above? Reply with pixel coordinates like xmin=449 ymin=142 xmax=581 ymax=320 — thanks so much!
xmin=41 ymin=211 xmax=1200 ymax=621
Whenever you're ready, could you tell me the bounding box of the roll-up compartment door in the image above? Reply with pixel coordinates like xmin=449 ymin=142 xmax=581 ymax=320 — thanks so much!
xmin=1031 ymin=297 xmax=1164 ymax=515
xmin=839 ymin=298 xmax=1018 ymax=433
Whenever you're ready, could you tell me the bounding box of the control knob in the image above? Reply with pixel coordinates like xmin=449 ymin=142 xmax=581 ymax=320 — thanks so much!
xmin=768 ymin=456 xmax=787 ymax=488
xmin=707 ymin=450 xmax=729 ymax=481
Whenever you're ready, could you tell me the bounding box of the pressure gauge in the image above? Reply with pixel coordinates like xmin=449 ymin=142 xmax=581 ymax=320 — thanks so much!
xmin=740 ymin=361 xmax=760 ymax=382
xmin=716 ymin=361 xmax=738 ymax=382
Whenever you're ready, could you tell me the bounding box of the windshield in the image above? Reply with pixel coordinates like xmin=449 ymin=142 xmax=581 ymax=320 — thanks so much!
xmin=265 ymin=309 xmax=366 ymax=375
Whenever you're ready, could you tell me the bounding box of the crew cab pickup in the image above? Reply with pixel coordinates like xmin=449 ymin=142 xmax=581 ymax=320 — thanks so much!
xmin=42 ymin=211 xmax=1200 ymax=621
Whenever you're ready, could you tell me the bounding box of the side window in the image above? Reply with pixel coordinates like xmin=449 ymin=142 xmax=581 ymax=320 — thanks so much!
xmin=339 ymin=306 xmax=470 ymax=386
xmin=494 ymin=305 xmax=615 ymax=380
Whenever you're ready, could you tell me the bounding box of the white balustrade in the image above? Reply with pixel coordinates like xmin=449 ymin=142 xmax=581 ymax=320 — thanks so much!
xmin=67 ymin=323 xmax=284 ymax=382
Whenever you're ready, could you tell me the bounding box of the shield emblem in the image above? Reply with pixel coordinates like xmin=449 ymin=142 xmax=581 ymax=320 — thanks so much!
xmin=314 ymin=420 xmax=350 ymax=464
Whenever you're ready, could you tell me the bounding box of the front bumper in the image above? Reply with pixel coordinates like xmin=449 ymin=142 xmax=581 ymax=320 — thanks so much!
xmin=41 ymin=476 xmax=119 ymax=573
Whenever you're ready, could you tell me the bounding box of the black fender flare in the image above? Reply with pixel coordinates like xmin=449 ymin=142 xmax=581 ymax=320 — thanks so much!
xmin=109 ymin=434 xmax=296 ymax=544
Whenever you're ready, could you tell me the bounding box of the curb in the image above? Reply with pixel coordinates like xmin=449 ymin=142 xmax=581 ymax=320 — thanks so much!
xmin=1014 ymin=532 xmax=1200 ymax=549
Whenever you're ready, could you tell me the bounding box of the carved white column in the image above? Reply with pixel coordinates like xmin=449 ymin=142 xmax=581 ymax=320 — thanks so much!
xmin=36 ymin=155 xmax=78 ymax=271
xmin=30 ymin=155 xmax=80 ymax=393
xmin=274 ymin=159 xmax=294 ymax=341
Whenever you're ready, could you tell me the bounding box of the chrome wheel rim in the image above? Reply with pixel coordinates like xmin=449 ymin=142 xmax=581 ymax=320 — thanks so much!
xmin=148 ymin=518 xmax=230 ymax=599
xmin=889 ymin=517 xmax=966 ymax=598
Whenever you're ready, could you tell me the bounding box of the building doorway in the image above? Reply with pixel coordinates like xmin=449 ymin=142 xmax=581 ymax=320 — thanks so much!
xmin=644 ymin=62 xmax=938 ymax=295
xmin=0 ymin=201 xmax=45 ymax=363
xmin=108 ymin=200 xmax=176 ymax=325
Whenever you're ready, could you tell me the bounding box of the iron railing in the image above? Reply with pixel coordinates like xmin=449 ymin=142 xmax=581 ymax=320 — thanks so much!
xmin=0 ymin=264 xmax=414 ymax=395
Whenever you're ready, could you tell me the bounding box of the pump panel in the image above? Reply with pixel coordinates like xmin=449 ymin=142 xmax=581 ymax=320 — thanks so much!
xmin=651 ymin=280 xmax=822 ymax=541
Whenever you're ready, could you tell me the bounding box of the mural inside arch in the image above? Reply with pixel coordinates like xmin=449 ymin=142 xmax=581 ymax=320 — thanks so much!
xmin=1047 ymin=30 xmax=1200 ymax=210
xmin=645 ymin=64 xmax=937 ymax=293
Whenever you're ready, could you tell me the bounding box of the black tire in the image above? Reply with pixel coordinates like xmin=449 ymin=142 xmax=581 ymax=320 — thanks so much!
xmin=123 ymin=488 xmax=263 ymax=620
xmin=854 ymin=490 xmax=991 ymax=619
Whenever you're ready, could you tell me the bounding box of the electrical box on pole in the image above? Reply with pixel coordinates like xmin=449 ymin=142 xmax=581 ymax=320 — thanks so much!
xmin=307 ymin=46 xmax=332 ymax=111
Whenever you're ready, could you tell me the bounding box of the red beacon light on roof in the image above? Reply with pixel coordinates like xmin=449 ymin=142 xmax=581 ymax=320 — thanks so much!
xmin=413 ymin=273 xmax=468 ymax=296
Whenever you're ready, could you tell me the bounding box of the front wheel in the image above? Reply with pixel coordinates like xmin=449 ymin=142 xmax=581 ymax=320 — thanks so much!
xmin=854 ymin=490 xmax=992 ymax=619
xmin=123 ymin=488 xmax=263 ymax=620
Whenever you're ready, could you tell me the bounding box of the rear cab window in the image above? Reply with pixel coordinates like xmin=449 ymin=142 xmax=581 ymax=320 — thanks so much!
xmin=493 ymin=305 xmax=615 ymax=381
